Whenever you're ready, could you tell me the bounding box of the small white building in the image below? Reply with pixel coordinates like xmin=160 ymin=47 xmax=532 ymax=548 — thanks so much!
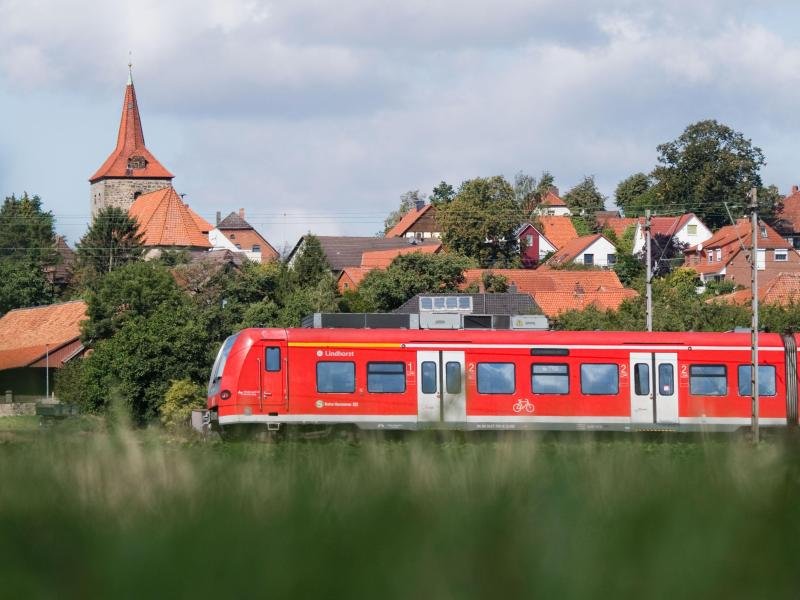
xmin=632 ymin=213 xmax=712 ymax=255
xmin=533 ymin=189 xmax=572 ymax=217
xmin=546 ymin=234 xmax=618 ymax=268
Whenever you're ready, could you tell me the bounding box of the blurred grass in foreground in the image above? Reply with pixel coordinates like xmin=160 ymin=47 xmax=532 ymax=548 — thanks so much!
xmin=0 ymin=423 xmax=798 ymax=599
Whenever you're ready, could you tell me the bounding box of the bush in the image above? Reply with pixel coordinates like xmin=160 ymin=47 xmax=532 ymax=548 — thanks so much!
xmin=160 ymin=379 xmax=205 ymax=430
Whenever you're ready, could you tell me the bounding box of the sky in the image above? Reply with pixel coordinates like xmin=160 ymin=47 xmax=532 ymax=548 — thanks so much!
xmin=2 ymin=0 xmax=800 ymax=252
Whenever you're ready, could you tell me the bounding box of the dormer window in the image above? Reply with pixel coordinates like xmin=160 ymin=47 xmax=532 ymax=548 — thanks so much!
xmin=128 ymin=156 xmax=147 ymax=170
xmin=761 ymin=225 xmax=767 ymax=238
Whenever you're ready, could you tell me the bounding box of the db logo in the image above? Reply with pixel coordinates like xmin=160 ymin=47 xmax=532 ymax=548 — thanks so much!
xmin=316 ymin=350 xmax=323 ymax=357
xmin=315 ymin=400 xmax=325 ymax=409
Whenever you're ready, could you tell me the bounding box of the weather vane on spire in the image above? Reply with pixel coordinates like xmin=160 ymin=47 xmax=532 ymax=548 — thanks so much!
xmin=127 ymin=51 xmax=133 ymax=84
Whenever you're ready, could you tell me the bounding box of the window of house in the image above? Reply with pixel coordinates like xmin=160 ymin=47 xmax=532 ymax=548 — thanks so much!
xmin=760 ymin=225 xmax=768 ymax=238
xmin=634 ymin=363 xmax=650 ymax=395
xmin=707 ymin=250 xmax=713 ymax=263
xmin=775 ymin=249 xmax=788 ymax=262
xmin=584 ymin=253 xmax=594 ymax=266
xmin=757 ymin=249 xmax=766 ymax=270
xmin=235 ymin=244 xmax=241 ymax=250
xmin=687 ymin=224 xmax=697 ymax=235
xmin=689 ymin=365 xmax=727 ymax=396
xmin=580 ymin=364 xmax=619 ymax=395
xmin=715 ymin=249 xmax=721 ymax=262
xmin=607 ymin=253 xmax=617 ymax=265
xmin=526 ymin=234 xmax=534 ymax=247
xmin=532 ymin=364 xmax=569 ymax=394
xmin=316 ymin=362 xmax=355 ymax=393
xmin=737 ymin=365 xmax=776 ymax=397
xmin=477 ymin=363 xmax=515 ymax=394
xmin=367 ymin=362 xmax=405 ymax=393
xmin=421 ymin=361 xmax=437 ymax=394
xmin=265 ymin=347 xmax=281 ymax=371
xmin=252 ymin=245 xmax=261 ymax=253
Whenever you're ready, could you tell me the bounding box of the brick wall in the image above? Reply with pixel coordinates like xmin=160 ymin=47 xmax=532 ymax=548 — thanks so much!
xmin=725 ymin=250 xmax=800 ymax=287
xmin=90 ymin=178 xmax=171 ymax=215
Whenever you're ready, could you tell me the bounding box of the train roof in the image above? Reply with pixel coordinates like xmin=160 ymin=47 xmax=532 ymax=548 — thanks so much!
xmin=237 ymin=328 xmax=788 ymax=348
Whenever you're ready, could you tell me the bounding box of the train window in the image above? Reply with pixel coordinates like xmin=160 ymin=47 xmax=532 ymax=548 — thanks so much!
xmin=634 ymin=363 xmax=649 ymax=396
xmin=689 ymin=365 xmax=727 ymax=396
xmin=208 ymin=334 xmax=238 ymax=394
xmin=737 ymin=365 xmax=777 ymax=397
xmin=446 ymin=362 xmax=462 ymax=394
xmin=580 ymin=364 xmax=619 ymax=395
xmin=265 ymin=347 xmax=281 ymax=371
xmin=658 ymin=364 xmax=674 ymax=395
xmin=531 ymin=364 xmax=569 ymax=394
xmin=316 ymin=362 xmax=355 ymax=393
xmin=477 ymin=363 xmax=515 ymax=394
xmin=421 ymin=361 xmax=437 ymax=394
xmin=368 ymin=362 xmax=406 ymax=393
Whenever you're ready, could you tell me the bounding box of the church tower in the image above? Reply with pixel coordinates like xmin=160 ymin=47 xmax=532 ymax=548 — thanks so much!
xmin=89 ymin=69 xmax=174 ymax=215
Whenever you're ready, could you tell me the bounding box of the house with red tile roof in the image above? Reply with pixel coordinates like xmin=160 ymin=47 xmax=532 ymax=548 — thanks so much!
xmin=546 ymin=234 xmax=618 ymax=268
xmin=385 ymin=202 xmax=440 ymax=239
xmin=515 ymin=223 xmax=556 ymax=268
xmin=337 ymin=242 xmax=442 ymax=293
xmin=0 ymin=301 xmax=87 ymax=402
xmin=772 ymin=185 xmax=800 ymax=249
xmin=538 ymin=216 xmax=578 ymax=250
xmin=598 ymin=215 xmax=638 ymax=239
xmin=462 ymin=268 xmax=635 ymax=317
xmin=533 ymin=189 xmax=571 ymax=217
xmin=208 ymin=209 xmax=279 ymax=263
xmin=632 ymin=213 xmax=711 ymax=255
xmin=684 ymin=218 xmax=800 ymax=286
xmin=89 ymin=70 xmax=174 ymax=216
xmin=128 ymin=186 xmax=212 ymax=255
xmin=709 ymin=272 xmax=800 ymax=306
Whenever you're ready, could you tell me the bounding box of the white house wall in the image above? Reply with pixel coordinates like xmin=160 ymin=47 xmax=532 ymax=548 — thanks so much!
xmin=577 ymin=238 xmax=617 ymax=267
xmin=632 ymin=216 xmax=712 ymax=255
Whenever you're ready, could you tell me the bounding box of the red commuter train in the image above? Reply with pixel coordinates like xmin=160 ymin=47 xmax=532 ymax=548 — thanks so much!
xmin=206 ymin=328 xmax=799 ymax=434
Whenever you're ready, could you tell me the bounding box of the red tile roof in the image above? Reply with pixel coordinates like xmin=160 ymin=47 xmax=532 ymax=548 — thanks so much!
xmin=462 ymin=268 xmax=625 ymax=295
xmin=601 ymin=217 xmax=637 ymax=238
xmin=360 ymin=243 xmax=442 ymax=269
xmin=129 ymin=187 xmax=212 ymax=248
xmin=547 ymin=234 xmax=605 ymax=266
xmin=541 ymin=190 xmax=566 ymax=207
xmin=337 ymin=267 xmax=369 ymax=292
xmin=532 ymin=288 xmax=639 ymax=317
xmin=689 ymin=219 xmax=789 ymax=252
xmin=89 ymin=80 xmax=173 ymax=182
xmin=0 ymin=301 xmax=87 ymax=370
xmin=775 ymin=185 xmax=800 ymax=233
xmin=710 ymin=272 xmax=800 ymax=306
xmin=639 ymin=214 xmax=697 ymax=238
xmin=385 ymin=204 xmax=434 ymax=237
xmin=538 ymin=216 xmax=578 ymax=250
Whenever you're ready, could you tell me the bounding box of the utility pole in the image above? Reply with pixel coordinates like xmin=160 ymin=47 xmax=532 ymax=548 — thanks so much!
xmin=645 ymin=209 xmax=652 ymax=332
xmin=750 ymin=187 xmax=759 ymax=443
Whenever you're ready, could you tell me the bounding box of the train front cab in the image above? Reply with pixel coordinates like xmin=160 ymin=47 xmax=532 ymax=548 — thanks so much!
xmin=208 ymin=329 xmax=289 ymax=431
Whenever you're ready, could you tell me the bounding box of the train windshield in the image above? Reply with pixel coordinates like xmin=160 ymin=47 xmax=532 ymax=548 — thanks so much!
xmin=208 ymin=334 xmax=239 ymax=395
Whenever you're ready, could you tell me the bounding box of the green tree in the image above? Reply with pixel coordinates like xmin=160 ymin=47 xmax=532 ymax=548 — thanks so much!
xmin=651 ymin=120 xmax=775 ymax=229
xmin=0 ymin=258 xmax=55 ymax=315
xmin=481 ymin=271 xmax=508 ymax=293
xmin=436 ymin=176 xmax=522 ymax=267
xmin=160 ymin=379 xmax=206 ymax=430
xmin=614 ymin=173 xmax=653 ymax=217
xmin=355 ymin=252 xmax=473 ymax=312
xmin=383 ymin=190 xmax=425 ymax=233
xmin=430 ymin=181 xmax=455 ymax=205
xmin=81 ymin=261 xmax=185 ymax=343
xmin=291 ymin=234 xmax=331 ymax=287
xmin=515 ymin=171 xmax=555 ymax=215
xmin=563 ymin=176 xmax=607 ymax=216
xmin=76 ymin=206 xmax=143 ymax=277
xmin=0 ymin=192 xmax=58 ymax=265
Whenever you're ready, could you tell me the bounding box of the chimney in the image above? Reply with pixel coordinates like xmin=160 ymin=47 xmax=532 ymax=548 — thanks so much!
xmin=792 ymin=185 xmax=799 ymax=195
xmin=415 ymin=199 xmax=425 ymax=211
xmin=239 ymin=208 xmax=245 ymax=218
xmin=216 ymin=211 xmax=221 ymax=225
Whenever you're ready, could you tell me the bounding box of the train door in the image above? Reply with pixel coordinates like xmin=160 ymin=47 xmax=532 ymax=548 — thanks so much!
xmin=629 ymin=352 xmax=678 ymax=425
xmin=260 ymin=344 xmax=288 ymax=411
xmin=416 ymin=351 xmax=466 ymax=425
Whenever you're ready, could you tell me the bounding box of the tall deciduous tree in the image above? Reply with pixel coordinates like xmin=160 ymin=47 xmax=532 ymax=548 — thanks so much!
xmin=76 ymin=207 xmax=143 ymax=276
xmin=614 ymin=173 xmax=653 ymax=217
xmin=651 ymin=120 xmax=775 ymax=229
xmin=430 ymin=181 xmax=455 ymax=205
xmin=436 ymin=176 xmax=522 ymax=267
xmin=514 ymin=171 xmax=555 ymax=215
xmin=563 ymin=176 xmax=607 ymax=216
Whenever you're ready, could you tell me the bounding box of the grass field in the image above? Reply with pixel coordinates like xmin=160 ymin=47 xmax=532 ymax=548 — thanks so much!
xmin=0 ymin=418 xmax=798 ymax=599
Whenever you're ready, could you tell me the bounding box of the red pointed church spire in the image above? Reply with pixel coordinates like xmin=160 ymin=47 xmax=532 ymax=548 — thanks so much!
xmin=89 ymin=70 xmax=173 ymax=183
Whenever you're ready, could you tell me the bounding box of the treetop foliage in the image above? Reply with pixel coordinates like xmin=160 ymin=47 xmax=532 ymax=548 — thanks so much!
xmin=76 ymin=206 xmax=144 ymax=278
xmin=563 ymin=176 xmax=607 ymax=215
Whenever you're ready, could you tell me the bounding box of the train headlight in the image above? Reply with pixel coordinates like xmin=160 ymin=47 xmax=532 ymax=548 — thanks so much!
xmin=220 ymin=390 xmax=231 ymax=400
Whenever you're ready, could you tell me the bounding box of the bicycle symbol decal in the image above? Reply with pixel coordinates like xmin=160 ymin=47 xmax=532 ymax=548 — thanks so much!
xmin=512 ymin=398 xmax=535 ymax=413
